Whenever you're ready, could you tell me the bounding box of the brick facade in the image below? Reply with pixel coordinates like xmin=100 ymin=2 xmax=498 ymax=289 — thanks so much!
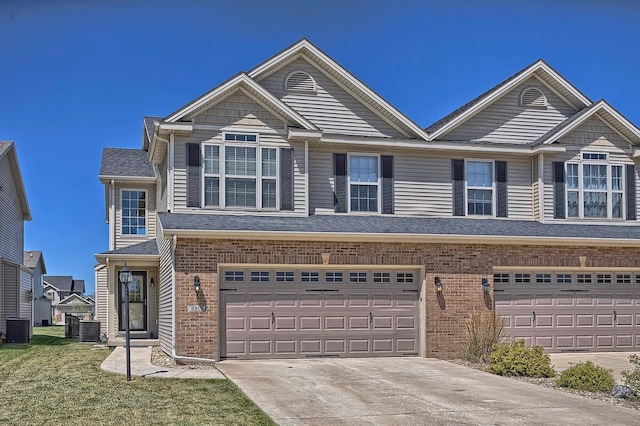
xmin=173 ymin=238 xmax=640 ymax=360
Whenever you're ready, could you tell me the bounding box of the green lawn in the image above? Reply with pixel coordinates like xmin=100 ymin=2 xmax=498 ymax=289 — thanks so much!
xmin=0 ymin=326 xmax=274 ymax=425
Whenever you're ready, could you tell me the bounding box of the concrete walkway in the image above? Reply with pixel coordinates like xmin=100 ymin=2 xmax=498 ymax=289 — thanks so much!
xmin=100 ymin=346 xmax=225 ymax=379
xmin=549 ymin=352 xmax=638 ymax=382
xmin=217 ymin=357 xmax=639 ymax=426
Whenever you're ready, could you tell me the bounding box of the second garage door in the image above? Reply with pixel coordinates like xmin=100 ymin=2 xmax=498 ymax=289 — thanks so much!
xmin=495 ymin=271 xmax=640 ymax=352
xmin=220 ymin=268 xmax=420 ymax=360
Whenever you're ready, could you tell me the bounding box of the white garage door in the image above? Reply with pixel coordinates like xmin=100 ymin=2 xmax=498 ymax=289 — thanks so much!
xmin=220 ymin=268 xmax=420 ymax=360
xmin=495 ymin=272 xmax=640 ymax=352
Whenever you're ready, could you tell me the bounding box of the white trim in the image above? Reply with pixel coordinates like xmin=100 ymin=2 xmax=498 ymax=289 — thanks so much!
xmin=168 ymin=133 xmax=175 ymax=212
xmin=284 ymin=70 xmax=317 ymax=92
xmin=464 ymin=159 xmax=496 ymax=217
xmin=158 ymin=122 xmax=193 ymax=132
xmin=347 ymin=153 xmax=382 ymax=214
xmin=519 ymin=86 xmax=547 ymax=108
xmin=531 ymin=74 xmax=578 ymax=110
xmin=109 ymin=180 xmax=115 ymax=250
xmin=538 ymin=154 xmax=545 ymax=223
xmin=304 ymin=140 xmax=309 ymax=216
xmin=99 ymin=176 xmax=156 ymax=183
xmin=119 ymin=188 xmax=149 ymax=237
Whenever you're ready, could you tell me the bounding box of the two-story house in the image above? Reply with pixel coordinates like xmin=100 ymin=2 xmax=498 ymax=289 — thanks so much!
xmin=95 ymin=39 xmax=640 ymax=362
xmin=43 ymin=276 xmax=92 ymax=323
xmin=0 ymin=141 xmax=32 ymax=339
xmin=23 ymin=251 xmax=50 ymax=326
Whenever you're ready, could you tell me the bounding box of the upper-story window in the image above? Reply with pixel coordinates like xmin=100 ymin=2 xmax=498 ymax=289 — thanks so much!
xmin=121 ymin=190 xmax=146 ymax=235
xmin=566 ymin=152 xmax=624 ymax=219
xmin=349 ymin=154 xmax=379 ymax=212
xmin=202 ymin=133 xmax=278 ymax=210
xmin=466 ymin=160 xmax=493 ymax=215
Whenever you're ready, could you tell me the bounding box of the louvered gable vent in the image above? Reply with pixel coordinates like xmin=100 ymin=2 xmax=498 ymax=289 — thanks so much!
xmin=285 ymin=71 xmax=317 ymax=93
xmin=520 ymin=87 xmax=547 ymax=108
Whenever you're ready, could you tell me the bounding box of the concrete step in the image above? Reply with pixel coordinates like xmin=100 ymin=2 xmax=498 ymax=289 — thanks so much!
xmin=108 ymin=338 xmax=159 ymax=347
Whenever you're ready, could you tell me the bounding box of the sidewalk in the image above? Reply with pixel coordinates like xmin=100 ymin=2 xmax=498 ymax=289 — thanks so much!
xmin=100 ymin=346 xmax=225 ymax=379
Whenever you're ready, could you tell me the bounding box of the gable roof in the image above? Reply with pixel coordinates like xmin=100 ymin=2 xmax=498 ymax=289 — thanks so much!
xmin=55 ymin=293 xmax=93 ymax=306
xmin=0 ymin=141 xmax=31 ymax=221
xmin=163 ymin=72 xmax=317 ymax=131
xmin=44 ymin=276 xmax=85 ymax=294
xmin=94 ymin=239 xmax=159 ymax=262
xmin=248 ymin=38 xmax=429 ymax=140
xmin=23 ymin=250 xmax=46 ymax=273
xmin=142 ymin=116 xmax=162 ymax=151
xmin=99 ymin=148 xmax=156 ymax=181
xmin=425 ymin=59 xmax=592 ymax=141
xmin=533 ymin=99 xmax=640 ymax=146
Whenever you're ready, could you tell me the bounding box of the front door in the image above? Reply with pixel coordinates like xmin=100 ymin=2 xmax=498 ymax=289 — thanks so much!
xmin=118 ymin=271 xmax=147 ymax=332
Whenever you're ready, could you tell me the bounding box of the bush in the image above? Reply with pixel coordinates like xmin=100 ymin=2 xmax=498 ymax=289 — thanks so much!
xmin=463 ymin=309 xmax=506 ymax=363
xmin=556 ymin=361 xmax=615 ymax=392
xmin=486 ymin=340 xmax=555 ymax=377
xmin=622 ymin=354 xmax=640 ymax=392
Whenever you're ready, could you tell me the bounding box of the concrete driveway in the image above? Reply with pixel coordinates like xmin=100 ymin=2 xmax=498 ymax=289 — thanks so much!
xmin=217 ymin=357 xmax=638 ymax=426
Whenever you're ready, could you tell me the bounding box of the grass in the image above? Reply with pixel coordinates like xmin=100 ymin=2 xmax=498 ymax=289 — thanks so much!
xmin=0 ymin=326 xmax=275 ymax=425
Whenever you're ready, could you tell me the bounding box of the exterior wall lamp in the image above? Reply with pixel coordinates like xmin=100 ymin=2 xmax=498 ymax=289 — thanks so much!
xmin=150 ymin=278 xmax=155 ymax=288
xmin=194 ymin=275 xmax=201 ymax=293
xmin=434 ymin=276 xmax=443 ymax=292
xmin=481 ymin=277 xmax=490 ymax=293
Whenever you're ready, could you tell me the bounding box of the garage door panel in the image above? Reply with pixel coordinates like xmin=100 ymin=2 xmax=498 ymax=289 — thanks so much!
xmin=248 ymin=293 xmax=272 ymax=306
xmin=249 ymin=317 xmax=272 ymax=330
xmin=300 ymin=340 xmax=322 ymax=353
xmin=274 ymin=294 xmax=296 ymax=307
xmin=275 ymin=340 xmax=297 ymax=354
xmin=249 ymin=340 xmax=272 ymax=354
xmin=325 ymin=340 xmax=346 ymax=354
xmin=596 ymin=335 xmax=614 ymax=348
xmin=576 ymin=315 xmax=594 ymax=327
xmin=576 ymin=335 xmax=594 ymax=349
xmin=372 ymin=294 xmax=393 ymax=307
xmin=556 ymin=296 xmax=574 ymax=306
xmin=275 ymin=316 xmax=296 ymax=330
xmin=299 ymin=295 xmax=322 ymax=307
xmin=397 ymin=338 xmax=417 ymax=352
xmin=372 ymin=339 xmax=393 ymax=352
xmin=615 ymin=294 xmax=633 ymax=306
xmin=227 ymin=341 xmax=246 ymax=355
xmin=556 ymin=335 xmax=575 ymax=349
xmin=556 ymin=315 xmax=573 ymax=327
xmin=576 ymin=297 xmax=594 ymax=306
xmin=349 ymin=316 xmax=370 ymax=329
xmin=325 ymin=316 xmax=346 ymax=330
xmin=513 ymin=315 xmax=533 ymax=328
xmin=514 ymin=294 xmax=533 ymax=306
xmin=325 ymin=294 xmax=347 ymax=307
xmin=596 ymin=294 xmax=614 ymax=306
xmin=397 ymin=316 xmax=415 ymax=329
xmin=227 ymin=317 xmax=246 ymax=331
xmin=534 ymin=336 xmax=553 ymax=349
xmin=300 ymin=316 xmax=321 ymax=330
xmin=225 ymin=293 xmax=247 ymax=307
xmin=534 ymin=295 xmax=553 ymax=306
xmin=535 ymin=315 xmax=553 ymax=327
xmin=373 ymin=316 xmax=392 ymax=329
xmin=617 ymin=314 xmax=633 ymax=326
xmin=349 ymin=340 xmax=370 ymax=352
xmin=396 ymin=294 xmax=418 ymax=307
xmin=596 ymin=315 xmax=613 ymax=326
xmin=616 ymin=335 xmax=634 ymax=348
xmin=348 ymin=293 xmax=370 ymax=307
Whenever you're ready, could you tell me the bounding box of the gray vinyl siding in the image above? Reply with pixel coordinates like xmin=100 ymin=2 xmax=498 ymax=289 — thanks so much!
xmin=157 ymin=230 xmax=173 ymax=356
xmin=257 ymin=57 xmax=405 ymax=138
xmin=31 ymin=261 xmax=50 ymax=326
xmin=442 ymin=77 xmax=577 ymax=144
xmin=542 ymin=117 xmax=639 ymax=220
xmin=192 ymin=91 xmax=287 ymax=130
xmin=19 ymin=268 xmax=33 ymax=335
xmin=0 ymin=155 xmax=25 ymax=264
xmin=96 ymin=266 xmax=108 ymax=335
xmin=309 ymin=146 xmax=533 ymax=219
xmin=1 ymin=261 xmax=19 ymax=336
xmin=173 ymin=130 xmax=305 ymax=214
xmin=114 ymin=183 xmax=157 ymax=249
xmin=148 ymin=266 xmax=159 ymax=339
xmin=156 ymin=158 xmax=168 ymax=213
xmin=532 ymin=156 xmax=540 ymax=220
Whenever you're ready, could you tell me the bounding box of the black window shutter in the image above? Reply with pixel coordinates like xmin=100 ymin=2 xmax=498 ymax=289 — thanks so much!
xmin=280 ymin=148 xmax=294 ymax=211
xmin=452 ymin=159 xmax=465 ymax=216
xmin=496 ymin=161 xmax=508 ymax=218
xmin=626 ymin=164 xmax=636 ymax=220
xmin=186 ymin=143 xmax=201 ymax=208
xmin=334 ymin=153 xmax=347 ymax=213
xmin=553 ymin=161 xmax=565 ymax=219
xmin=381 ymin=155 xmax=394 ymax=214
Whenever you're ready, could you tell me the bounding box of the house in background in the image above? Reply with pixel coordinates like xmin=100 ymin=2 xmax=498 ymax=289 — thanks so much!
xmin=23 ymin=251 xmax=50 ymax=326
xmin=43 ymin=276 xmax=92 ymax=323
xmin=0 ymin=141 xmax=32 ymax=340
xmin=96 ymin=39 xmax=640 ymax=362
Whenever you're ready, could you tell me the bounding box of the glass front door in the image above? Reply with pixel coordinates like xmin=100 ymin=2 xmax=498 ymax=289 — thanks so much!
xmin=119 ymin=271 xmax=147 ymax=332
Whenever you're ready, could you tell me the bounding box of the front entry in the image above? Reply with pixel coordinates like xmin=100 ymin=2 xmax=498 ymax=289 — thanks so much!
xmin=118 ymin=271 xmax=147 ymax=332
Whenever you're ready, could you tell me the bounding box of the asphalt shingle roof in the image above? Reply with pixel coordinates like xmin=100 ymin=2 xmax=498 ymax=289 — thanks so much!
xmin=158 ymin=212 xmax=640 ymax=240
xmin=0 ymin=141 xmax=12 ymax=157
xmin=100 ymin=148 xmax=155 ymax=178
xmin=23 ymin=251 xmax=43 ymax=269
xmin=44 ymin=276 xmax=85 ymax=293
xmin=99 ymin=239 xmax=159 ymax=256
xmin=143 ymin=116 xmax=162 ymax=141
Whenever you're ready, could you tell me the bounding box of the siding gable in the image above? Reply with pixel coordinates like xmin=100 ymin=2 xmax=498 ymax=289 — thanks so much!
xmin=257 ymin=57 xmax=405 ymax=138
xmin=441 ymin=77 xmax=577 ymax=144
xmin=192 ymin=90 xmax=287 ymax=130
xmin=557 ymin=116 xmax=631 ymax=151
xmin=0 ymin=155 xmax=25 ymax=264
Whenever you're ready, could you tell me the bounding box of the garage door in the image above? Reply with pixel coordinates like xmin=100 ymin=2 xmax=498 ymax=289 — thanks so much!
xmin=220 ymin=268 xmax=420 ymax=360
xmin=495 ymin=272 xmax=640 ymax=352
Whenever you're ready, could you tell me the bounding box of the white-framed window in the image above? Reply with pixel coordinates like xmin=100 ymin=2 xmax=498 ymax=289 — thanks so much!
xmin=225 ymin=271 xmax=244 ymax=282
xmin=276 ymin=271 xmax=294 ymax=282
xmin=325 ymin=272 xmax=343 ymax=282
xmin=348 ymin=154 xmax=380 ymax=213
xmin=250 ymin=271 xmax=270 ymax=282
xmin=349 ymin=272 xmax=367 ymax=283
xmin=566 ymin=152 xmax=625 ymax=219
xmin=466 ymin=160 xmax=494 ymax=216
xmin=120 ymin=189 xmax=147 ymax=235
xmin=202 ymin=133 xmax=279 ymax=210
xmin=301 ymin=271 xmax=319 ymax=282
xmin=373 ymin=272 xmax=391 ymax=283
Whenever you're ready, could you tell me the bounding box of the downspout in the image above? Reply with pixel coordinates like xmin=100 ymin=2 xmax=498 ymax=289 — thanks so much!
xmin=168 ymin=133 xmax=175 ymax=212
xmin=538 ymin=154 xmax=545 ymax=223
xmin=171 ymin=235 xmax=177 ymax=356
xmin=305 ymin=140 xmax=309 ymax=216
xmin=106 ymin=257 xmax=110 ymax=338
xmin=109 ymin=180 xmax=116 ymax=250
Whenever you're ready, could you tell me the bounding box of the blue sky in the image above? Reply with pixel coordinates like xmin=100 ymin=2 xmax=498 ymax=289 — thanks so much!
xmin=1 ymin=0 xmax=639 ymax=295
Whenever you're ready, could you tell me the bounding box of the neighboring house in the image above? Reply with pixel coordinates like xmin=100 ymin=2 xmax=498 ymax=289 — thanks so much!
xmin=43 ymin=276 xmax=91 ymax=323
xmin=95 ymin=39 xmax=640 ymax=362
xmin=0 ymin=141 xmax=32 ymax=339
xmin=23 ymin=251 xmax=51 ymax=326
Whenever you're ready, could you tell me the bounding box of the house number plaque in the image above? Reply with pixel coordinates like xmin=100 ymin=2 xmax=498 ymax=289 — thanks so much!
xmin=187 ymin=305 xmax=206 ymax=312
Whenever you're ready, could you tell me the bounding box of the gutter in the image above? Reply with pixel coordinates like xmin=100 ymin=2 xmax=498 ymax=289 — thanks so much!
xmin=161 ymin=228 xmax=640 ymax=248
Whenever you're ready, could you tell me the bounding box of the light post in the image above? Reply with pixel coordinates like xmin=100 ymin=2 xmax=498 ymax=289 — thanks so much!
xmin=119 ymin=263 xmax=133 ymax=382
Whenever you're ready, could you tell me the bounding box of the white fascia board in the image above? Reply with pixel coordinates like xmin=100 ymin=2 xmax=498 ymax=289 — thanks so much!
xmin=161 ymin=228 xmax=640 ymax=248
xmin=538 ymin=63 xmax=592 ymax=106
xmin=94 ymin=253 xmax=160 ymax=263
xmin=248 ymin=40 xmax=428 ymax=140
xmin=319 ymin=135 xmax=565 ymax=155
xmin=288 ymin=128 xmax=322 ymax=141
xmin=158 ymin=122 xmax=194 ymax=132
xmin=599 ymin=103 xmax=640 ymax=141
xmin=98 ymin=175 xmax=157 ymax=184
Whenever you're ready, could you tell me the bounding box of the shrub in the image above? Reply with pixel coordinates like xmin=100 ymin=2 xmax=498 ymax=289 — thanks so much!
xmin=486 ymin=340 xmax=555 ymax=377
xmin=463 ymin=309 xmax=506 ymax=363
xmin=556 ymin=361 xmax=615 ymax=393
xmin=622 ymin=354 xmax=640 ymax=392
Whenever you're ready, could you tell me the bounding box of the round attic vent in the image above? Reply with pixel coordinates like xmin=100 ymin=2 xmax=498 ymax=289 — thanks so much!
xmin=520 ymin=87 xmax=547 ymax=108
xmin=285 ymin=71 xmax=317 ymax=93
